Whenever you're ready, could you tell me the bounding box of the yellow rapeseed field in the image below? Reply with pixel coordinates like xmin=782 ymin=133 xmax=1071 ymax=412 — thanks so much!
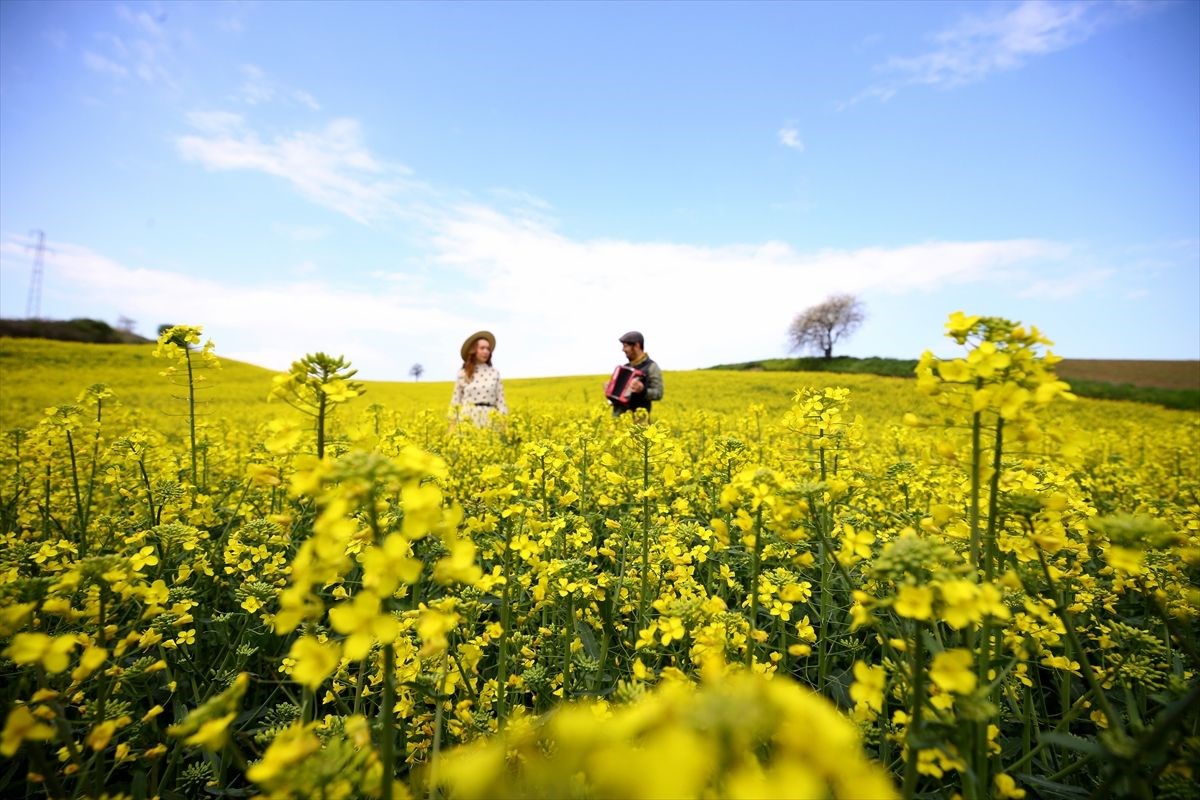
xmin=1 ymin=316 xmax=1197 ymax=800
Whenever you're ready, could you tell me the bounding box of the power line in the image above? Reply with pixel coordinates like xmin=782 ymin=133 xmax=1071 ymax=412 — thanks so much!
xmin=25 ymin=230 xmax=47 ymax=319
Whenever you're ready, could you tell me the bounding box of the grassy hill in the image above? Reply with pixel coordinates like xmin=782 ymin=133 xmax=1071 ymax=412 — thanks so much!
xmin=707 ymin=356 xmax=1200 ymax=410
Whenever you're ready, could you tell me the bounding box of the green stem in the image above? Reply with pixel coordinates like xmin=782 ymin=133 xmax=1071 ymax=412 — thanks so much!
xmin=968 ymin=396 xmax=983 ymax=571
xmin=562 ymin=595 xmax=574 ymax=699
xmin=901 ymin=627 xmax=926 ymax=800
xmin=1035 ymin=549 xmax=1127 ymax=744
xmin=497 ymin=519 xmax=514 ymax=723
xmin=428 ymin=650 xmax=448 ymax=800
xmin=316 ymin=394 xmax=327 ymax=459
xmin=381 ymin=643 xmax=396 ymax=800
xmin=637 ymin=435 xmax=652 ymax=635
xmin=747 ymin=507 xmax=763 ymax=668
xmin=66 ymin=430 xmax=86 ymax=554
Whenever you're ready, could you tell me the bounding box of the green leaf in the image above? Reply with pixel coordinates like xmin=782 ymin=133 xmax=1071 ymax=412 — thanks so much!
xmin=1036 ymin=731 xmax=1106 ymax=758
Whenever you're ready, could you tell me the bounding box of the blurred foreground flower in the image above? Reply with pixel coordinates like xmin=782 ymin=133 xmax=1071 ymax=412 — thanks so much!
xmin=423 ymin=668 xmax=896 ymax=799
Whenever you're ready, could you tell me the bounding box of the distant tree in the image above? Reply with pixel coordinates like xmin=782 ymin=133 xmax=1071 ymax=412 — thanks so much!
xmin=409 ymin=363 xmax=424 ymax=382
xmin=117 ymin=315 xmax=136 ymax=333
xmin=788 ymin=294 xmax=866 ymax=359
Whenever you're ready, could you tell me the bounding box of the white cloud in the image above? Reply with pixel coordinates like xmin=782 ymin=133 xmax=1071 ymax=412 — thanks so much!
xmin=165 ymin=112 xmax=1083 ymax=376
xmin=116 ymin=4 xmax=168 ymax=39
xmin=0 ymin=237 xmax=471 ymax=380
xmin=83 ymin=51 xmax=129 ymax=78
xmin=80 ymin=5 xmax=177 ymax=89
xmin=778 ymin=126 xmax=805 ymax=151
xmin=854 ymin=0 xmax=1152 ymax=103
xmin=235 ymin=64 xmax=321 ymax=110
xmin=176 ymin=116 xmax=411 ymax=224
xmin=292 ymin=90 xmax=320 ymax=111
xmin=236 ymin=64 xmax=274 ymax=105
xmin=424 ymin=206 xmax=1074 ymax=374
xmin=1018 ymin=268 xmax=1115 ymax=298
xmin=0 ymin=226 xmax=1077 ymax=382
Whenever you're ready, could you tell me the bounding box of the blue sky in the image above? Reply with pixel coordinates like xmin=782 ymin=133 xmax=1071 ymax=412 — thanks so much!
xmin=1 ymin=0 xmax=1197 ymax=381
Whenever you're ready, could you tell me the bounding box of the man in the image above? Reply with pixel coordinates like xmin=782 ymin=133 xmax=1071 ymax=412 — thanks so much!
xmin=610 ymin=331 xmax=663 ymax=416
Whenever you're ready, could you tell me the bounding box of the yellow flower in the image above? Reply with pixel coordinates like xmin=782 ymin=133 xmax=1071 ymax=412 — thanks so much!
xmin=894 ymin=585 xmax=934 ymax=621
xmin=168 ymin=672 xmax=249 ymax=752
xmin=946 ymin=311 xmax=982 ymax=342
xmin=130 ymin=545 xmax=159 ymax=571
xmin=329 ymin=591 xmax=399 ymax=660
xmin=1040 ymin=655 xmax=1082 ymax=676
xmin=319 ymin=378 xmax=361 ymax=403
xmin=1105 ymin=546 xmax=1144 ymax=575
xmin=659 ymin=617 xmax=686 ymax=646
xmin=930 ymin=649 xmax=976 ymax=695
xmin=433 ymin=536 xmax=482 ymax=585
xmin=937 ymin=579 xmax=982 ymax=629
xmin=995 ymin=773 xmax=1027 ymax=799
xmin=361 ymin=534 xmax=422 ymax=596
xmin=794 ymin=615 xmax=816 ymax=643
xmin=937 ymin=359 xmax=973 ymax=383
xmin=247 ymin=463 xmax=281 ymax=486
xmin=87 ymin=720 xmax=118 ymax=752
xmin=264 ymin=419 xmax=304 ymax=454
xmin=184 ymin=713 xmax=237 ymax=751
xmin=143 ymin=579 xmax=170 ymax=607
xmin=246 ymin=722 xmax=322 ymax=787
xmin=849 ymin=660 xmax=885 ymax=713
xmin=2 ymin=706 xmax=55 ymax=757
xmin=0 ymin=602 xmax=35 ymax=637
xmin=417 ymin=606 xmax=458 ymax=657
xmin=71 ymin=646 xmax=108 ymax=682
xmin=288 ymin=636 xmax=342 ymax=690
xmin=3 ymin=633 xmax=77 ymax=674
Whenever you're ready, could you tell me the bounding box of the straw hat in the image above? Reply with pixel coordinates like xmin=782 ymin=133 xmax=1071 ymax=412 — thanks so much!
xmin=461 ymin=330 xmax=496 ymax=361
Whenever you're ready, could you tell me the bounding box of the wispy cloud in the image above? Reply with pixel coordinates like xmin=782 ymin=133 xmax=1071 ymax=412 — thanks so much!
xmin=1018 ymin=267 xmax=1115 ymax=298
xmin=116 ymin=3 xmax=168 ymax=38
xmin=83 ymin=51 xmax=129 ymax=78
xmin=778 ymin=126 xmax=805 ymax=151
xmin=176 ymin=113 xmax=413 ymax=224
xmin=235 ymin=64 xmax=321 ymax=110
xmin=80 ymin=3 xmax=177 ymax=88
xmin=850 ymin=0 xmax=1152 ymax=104
xmin=44 ymin=29 xmax=68 ymax=50
xmin=164 ymin=112 xmax=1090 ymax=374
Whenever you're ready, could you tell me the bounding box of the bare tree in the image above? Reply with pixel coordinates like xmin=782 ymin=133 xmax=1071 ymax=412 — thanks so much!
xmin=788 ymin=294 xmax=866 ymax=359
xmin=409 ymin=363 xmax=424 ymax=382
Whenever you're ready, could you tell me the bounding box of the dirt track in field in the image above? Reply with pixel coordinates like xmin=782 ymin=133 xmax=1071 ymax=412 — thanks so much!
xmin=1056 ymin=360 xmax=1200 ymax=391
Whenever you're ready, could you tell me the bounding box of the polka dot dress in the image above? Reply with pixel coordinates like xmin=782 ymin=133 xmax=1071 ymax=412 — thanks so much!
xmin=449 ymin=363 xmax=508 ymax=427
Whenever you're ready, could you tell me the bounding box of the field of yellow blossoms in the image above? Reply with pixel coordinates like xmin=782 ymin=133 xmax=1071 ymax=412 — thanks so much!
xmin=1 ymin=314 xmax=1197 ymax=800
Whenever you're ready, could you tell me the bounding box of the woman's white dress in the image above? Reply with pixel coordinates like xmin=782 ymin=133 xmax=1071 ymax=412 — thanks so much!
xmin=449 ymin=363 xmax=508 ymax=427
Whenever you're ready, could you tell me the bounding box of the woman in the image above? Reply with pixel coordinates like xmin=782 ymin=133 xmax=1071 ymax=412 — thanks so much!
xmin=449 ymin=330 xmax=508 ymax=428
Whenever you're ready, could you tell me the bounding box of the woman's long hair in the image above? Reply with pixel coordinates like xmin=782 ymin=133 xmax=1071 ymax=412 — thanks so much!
xmin=462 ymin=339 xmax=492 ymax=381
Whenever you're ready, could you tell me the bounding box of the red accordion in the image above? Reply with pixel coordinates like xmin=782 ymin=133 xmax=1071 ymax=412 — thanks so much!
xmin=605 ymin=365 xmax=645 ymax=404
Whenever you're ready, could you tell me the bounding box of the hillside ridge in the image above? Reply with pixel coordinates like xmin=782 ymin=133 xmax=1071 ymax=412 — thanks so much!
xmin=0 ymin=317 xmax=153 ymax=344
